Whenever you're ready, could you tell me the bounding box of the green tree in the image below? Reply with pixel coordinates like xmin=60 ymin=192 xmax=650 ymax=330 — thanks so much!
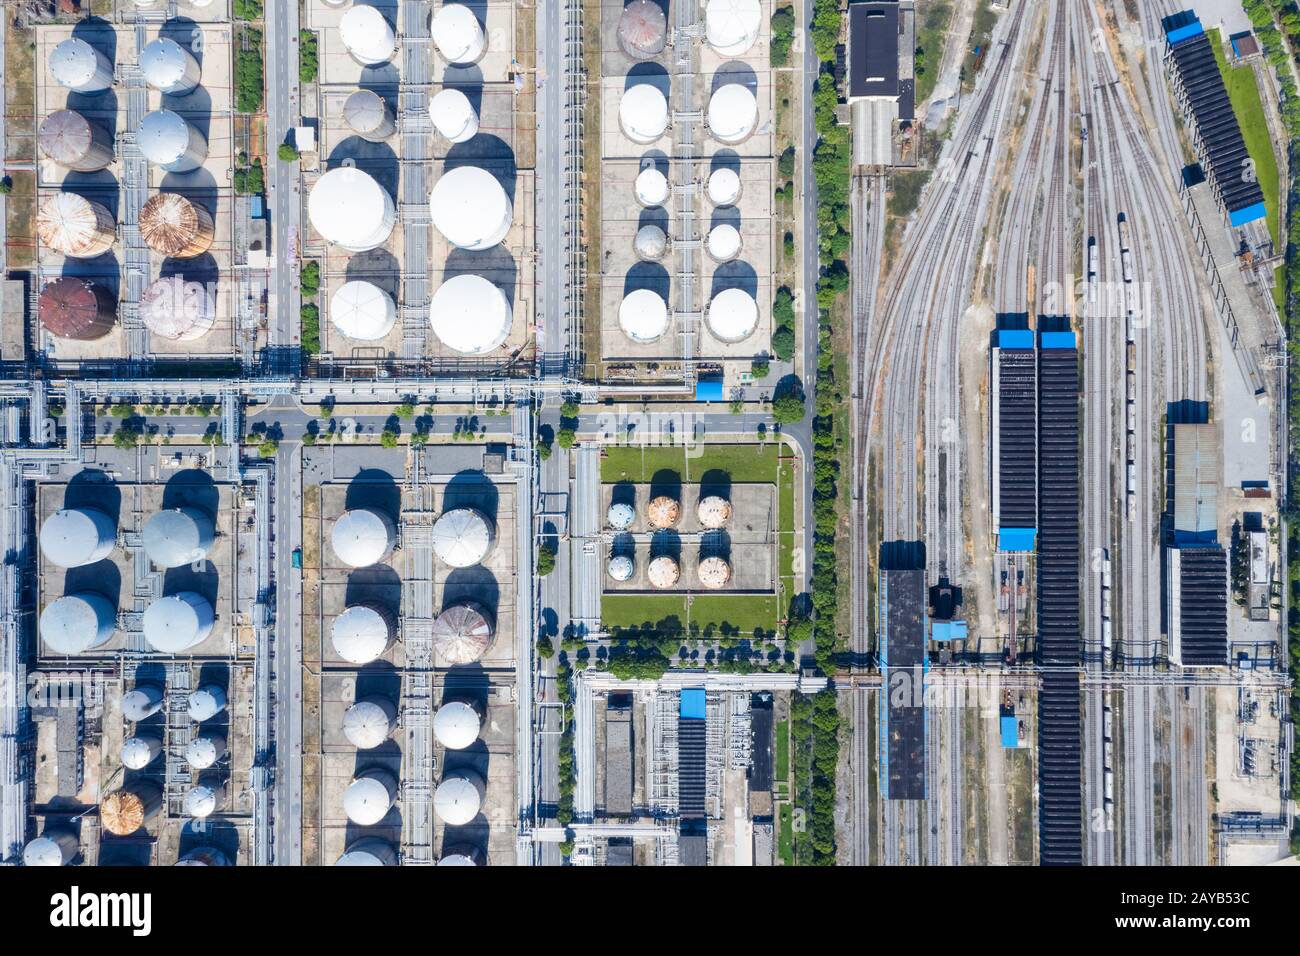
xmin=772 ymin=394 xmax=805 ymax=425
xmin=379 ymin=427 xmax=399 ymax=448
xmin=277 ymin=143 xmax=300 ymax=162
xmin=556 ymin=427 xmax=576 ymax=449
xmin=537 ymin=543 xmax=558 ymax=576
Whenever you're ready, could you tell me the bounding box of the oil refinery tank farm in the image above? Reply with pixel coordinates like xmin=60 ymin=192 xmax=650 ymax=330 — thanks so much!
xmin=431 ymin=507 xmax=496 ymax=568
xmin=330 ymin=280 xmax=398 ymax=341
xmin=138 ymin=109 xmax=208 ymax=173
xmin=343 ymin=89 xmax=397 ymax=142
xmin=143 ymin=506 xmax=215 ymax=567
xmin=331 ymin=507 xmax=397 ymax=567
xmin=142 ymin=591 xmax=215 ymax=653
xmin=39 ymin=593 xmax=116 ymax=654
xmin=429 ymin=275 xmax=514 ymax=354
xmin=618 ymin=0 xmax=668 ymax=59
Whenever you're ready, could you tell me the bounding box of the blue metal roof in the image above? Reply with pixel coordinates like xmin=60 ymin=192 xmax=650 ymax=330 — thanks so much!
xmin=680 ymin=688 xmax=706 ymax=720
xmin=1040 ymin=331 xmax=1076 ymax=350
xmin=997 ymin=329 xmax=1034 ymax=350
xmin=931 ymin=620 xmax=968 ymax=642
xmin=1163 ymin=11 xmax=1203 ymax=45
xmin=695 ymin=378 xmax=724 ymax=401
xmin=1228 ymin=201 xmax=1267 ymax=227
xmin=1000 ymin=715 xmax=1019 ymax=748
xmin=999 ymin=527 xmax=1037 ymax=552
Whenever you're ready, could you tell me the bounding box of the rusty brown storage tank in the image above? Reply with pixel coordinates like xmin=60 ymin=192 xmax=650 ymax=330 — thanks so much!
xmin=38 ymin=110 xmax=115 ymax=172
xmin=618 ymin=0 xmax=668 ymax=59
xmin=100 ymin=783 xmax=163 ymax=836
xmin=39 ymin=277 xmax=117 ymax=340
xmin=37 ymin=193 xmax=116 ymax=259
xmin=139 ymin=193 xmax=215 ymax=259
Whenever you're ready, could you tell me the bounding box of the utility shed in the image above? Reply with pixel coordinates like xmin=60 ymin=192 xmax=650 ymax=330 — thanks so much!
xmin=604 ymin=693 xmax=634 ymax=816
xmin=880 ymin=568 xmax=925 ymax=800
xmin=1167 ymin=546 xmax=1229 ymax=666
xmin=1173 ymin=422 xmax=1220 ymax=543
xmin=847 ymin=1 xmax=914 ymax=166
xmin=56 ymin=702 xmax=84 ymax=796
xmin=606 ymin=838 xmax=634 ymax=866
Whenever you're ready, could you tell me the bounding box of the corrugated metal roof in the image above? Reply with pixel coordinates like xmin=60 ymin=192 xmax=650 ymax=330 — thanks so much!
xmin=1173 ymin=423 xmax=1219 ymax=536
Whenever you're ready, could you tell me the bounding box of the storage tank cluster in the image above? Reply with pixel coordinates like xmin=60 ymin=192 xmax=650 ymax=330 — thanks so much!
xmin=431 ymin=502 xmax=498 ymax=665
xmin=38 ymin=507 xmax=117 ymax=655
xmin=135 ymin=503 xmax=217 ymax=654
xmin=330 ymin=501 xmax=398 ymax=665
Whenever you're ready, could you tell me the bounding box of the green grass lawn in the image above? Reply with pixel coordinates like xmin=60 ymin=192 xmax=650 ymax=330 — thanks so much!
xmin=913 ymin=1 xmax=953 ymax=106
xmin=601 ymin=443 xmax=779 ymax=484
xmin=602 ymin=593 xmax=780 ymax=636
xmin=778 ymin=457 xmax=796 ymax=602
xmin=777 ymin=803 xmax=794 ymax=865
xmin=1208 ymin=28 xmax=1281 ymax=249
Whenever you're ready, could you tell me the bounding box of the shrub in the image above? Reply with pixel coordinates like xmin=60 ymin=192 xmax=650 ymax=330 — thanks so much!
xmin=277 ymin=143 xmax=300 ymax=162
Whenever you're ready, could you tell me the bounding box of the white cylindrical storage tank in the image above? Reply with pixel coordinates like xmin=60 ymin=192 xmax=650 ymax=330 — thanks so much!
xmin=121 ymin=685 xmax=164 ymax=722
xmin=432 ymin=4 xmax=487 ymax=64
xmin=433 ymin=700 xmax=481 ymax=750
xmin=340 ymin=5 xmax=397 ymax=65
xmin=336 ymin=838 xmax=398 ymax=866
xmin=618 ymin=0 xmax=668 ymax=59
xmin=429 ymin=166 xmax=513 ymax=250
xmin=708 ymin=84 xmax=759 ymax=144
xmin=698 ymin=555 xmax=733 ymax=589
xmin=647 ymin=555 xmax=681 ymax=589
xmin=634 ymin=223 xmax=668 ymax=261
xmin=187 ymin=685 xmax=228 ymax=722
xmin=40 ymin=594 xmax=116 ymax=655
xmin=343 ymin=89 xmax=396 ymax=142
xmin=183 ymin=781 xmax=226 ymax=819
xmin=706 ymin=223 xmax=742 ymax=262
xmin=706 ymin=287 xmax=759 ymax=343
xmin=343 ymin=768 xmax=398 ymax=826
xmin=331 ymin=508 xmax=397 ymax=568
xmin=38 ymin=110 xmax=115 ymax=173
xmin=141 ymin=276 xmax=217 ymax=342
xmin=331 ymin=605 xmax=396 ymax=665
xmin=331 ymin=280 xmax=397 ymax=341
xmin=184 ymin=733 xmax=227 ymax=769
xmin=101 ymin=784 xmax=163 ymax=836
xmin=432 ymin=507 xmax=495 ymax=568
xmin=430 ymin=88 xmax=479 ymax=143
xmin=143 ymin=507 xmax=214 ymax=568
xmin=40 ymin=507 xmax=116 ymax=568
xmin=697 ymin=495 xmax=733 ymax=529
xmin=707 ymin=167 xmax=742 ymax=206
xmin=121 ymin=734 xmax=163 ymax=770
xmin=38 ymin=193 xmax=116 ymax=258
xmin=706 ymin=0 xmax=763 ymax=56
xmin=634 ymin=167 xmax=670 ymax=207
xmin=141 ymin=37 xmax=201 ymax=95
xmin=430 ymin=275 xmax=514 ymax=354
xmin=139 ymin=110 xmax=208 ymax=173
xmin=175 ymin=847 xmax=231 ymax=866
xmin=343 ymin=697 xmax=398 ymax=750
xmin=619 ymin=85 xmax=669 ymax=144
xmin=23 ymin=829 xmax=79 ymax=867
xmin=619 ymin=289 xmax=669 ymax=343
xmin=647 ymin=495 xmax=680 ymax=529
xmin=607 ymin=501 xmax=635 ymax=530
xmin=608 ymin=554 xmax=635 ymax=582
xmin=308 ymin=167 xmax=397 ymax=253
xmin=437 ymin=845 xmax=484 ymax=866
xmin=434 ymin=769 xmax=485 ymax=825
xmin=432 ymin=602 xmax=495 ymax=665
xmin=143 ymin=592 xmax=214 ymax=654
xmin=50 ymin=37 xmax=114 ymax=94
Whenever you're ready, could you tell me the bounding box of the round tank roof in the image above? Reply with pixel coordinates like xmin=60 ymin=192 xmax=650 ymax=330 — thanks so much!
xmin=608 ymin=554 xmax=635 ymax=581
xmin=343 ymin=698 xmax=396 ymax=749
xmin=183 ymin=784 xmax=221 ymax=819
xmin=429 ymin=166 xmax=513 ymax=250
xmin=697 ymin=495 xmax=733 ymax=528
xmin=38 ymin=111 xmax=108 ymax=168
xmin=436 ymin=847 xmax=482 ymax=866
xmin=331 ymin=508 xmax=396 ymax=567
xmin=141 ymin=277 xmax=216 ymax=341
xmin=607 ymin=501 xmax=635 ymax=530
xmin=121 ymin=736 xmax=160 ymax=770
xmin=331 ymin=280 xmax=397 ymax=341
xmin=138 ymin=110 xmax=199 ymax=165
xmin=344 ymin=769 xmax=397 ymax=826
xmin=23 ymin=835 xmax=73 ymax=867
xmin=430 ymin=87 xmax=479 ymax=143
xmin=309 ymin=167 xmax=395 ymax=252
xmin=647 ymin=555 xmax=681 ymax=588
xmin=140 ymin=193 xmax=214 ymax=258
xmin=143 ymin=507 xmax=213 ymax=568
xmin=634 ymin=167 xmax=670 ymax=206
xmin=39 ymin=277 xmax=116 ymax=340
xmin=647 ymin=495 xmax=680 ymax=528
xmin=432 ymin=507 xmax=495 ymax=568
xmin=698 ymin=555 xmax=733 ymax=589
xmin=121 ymin=686 xmax=163 ymax=722
xmin=708 ymin=84 xmax=759 ymax=143
xmin=340 ymin=5 xmax=397 ymax=64
xmin=707 ymin=168 xmax=742 ymax=206
xmin=332 ymin=605 xmax=394 ymax=665
xmin=140 ymin=38 xmax=197 ymax=91
xmin=432 ymin=602 xmax=494 ymax=665
xmin=619 ymin=289 xmax=669 ymax=343
xmin=143 ymin=592 xmax=214 ymax=654
xmin=433 ymin=700 xmax=481 ymax=750
xmin=185 ymin=735 xmax=224 ymax=769
xmin=619 ymin=84 xmax=670 ymax=144
xmin=38 ymin=192 xmax=113 ymax=258
xmin=101 ymin=788 xmax=156 ymax=836
xmin=706 ymin=0 xmax=763 ymax=56
xmin=343 ymin=89 xmax=391 ymax=135
xmin=618 ymin=0 xmax=668 ymax=58
xmin=50 ymin=37 xmax=109 ymax=91
xmin=434 ymin=770 xmax=485 ymax=825
xmin=336 ymin=839 xmax=398 ymax=866
xmin=432 ymin=4 xmax=486 ymax=64
xmin=40 ymin=593 xmax=115 ymax=655
xmin=634 ymin=223 xmax=668 ymax=261
xmin=706 ymin=287 xmax=759 ymax=342
xmin=187 ymin=685 xmax=227 ymax=722
xmin=706 ymin=223 xmax=742 ymax=261
xmin=430 ymin=275 xmax=513 ymax=354
xmin=40 ymin=507 xmax=115 ymax=568
xmin=175 ymin=847 xmax=230 ymax=867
